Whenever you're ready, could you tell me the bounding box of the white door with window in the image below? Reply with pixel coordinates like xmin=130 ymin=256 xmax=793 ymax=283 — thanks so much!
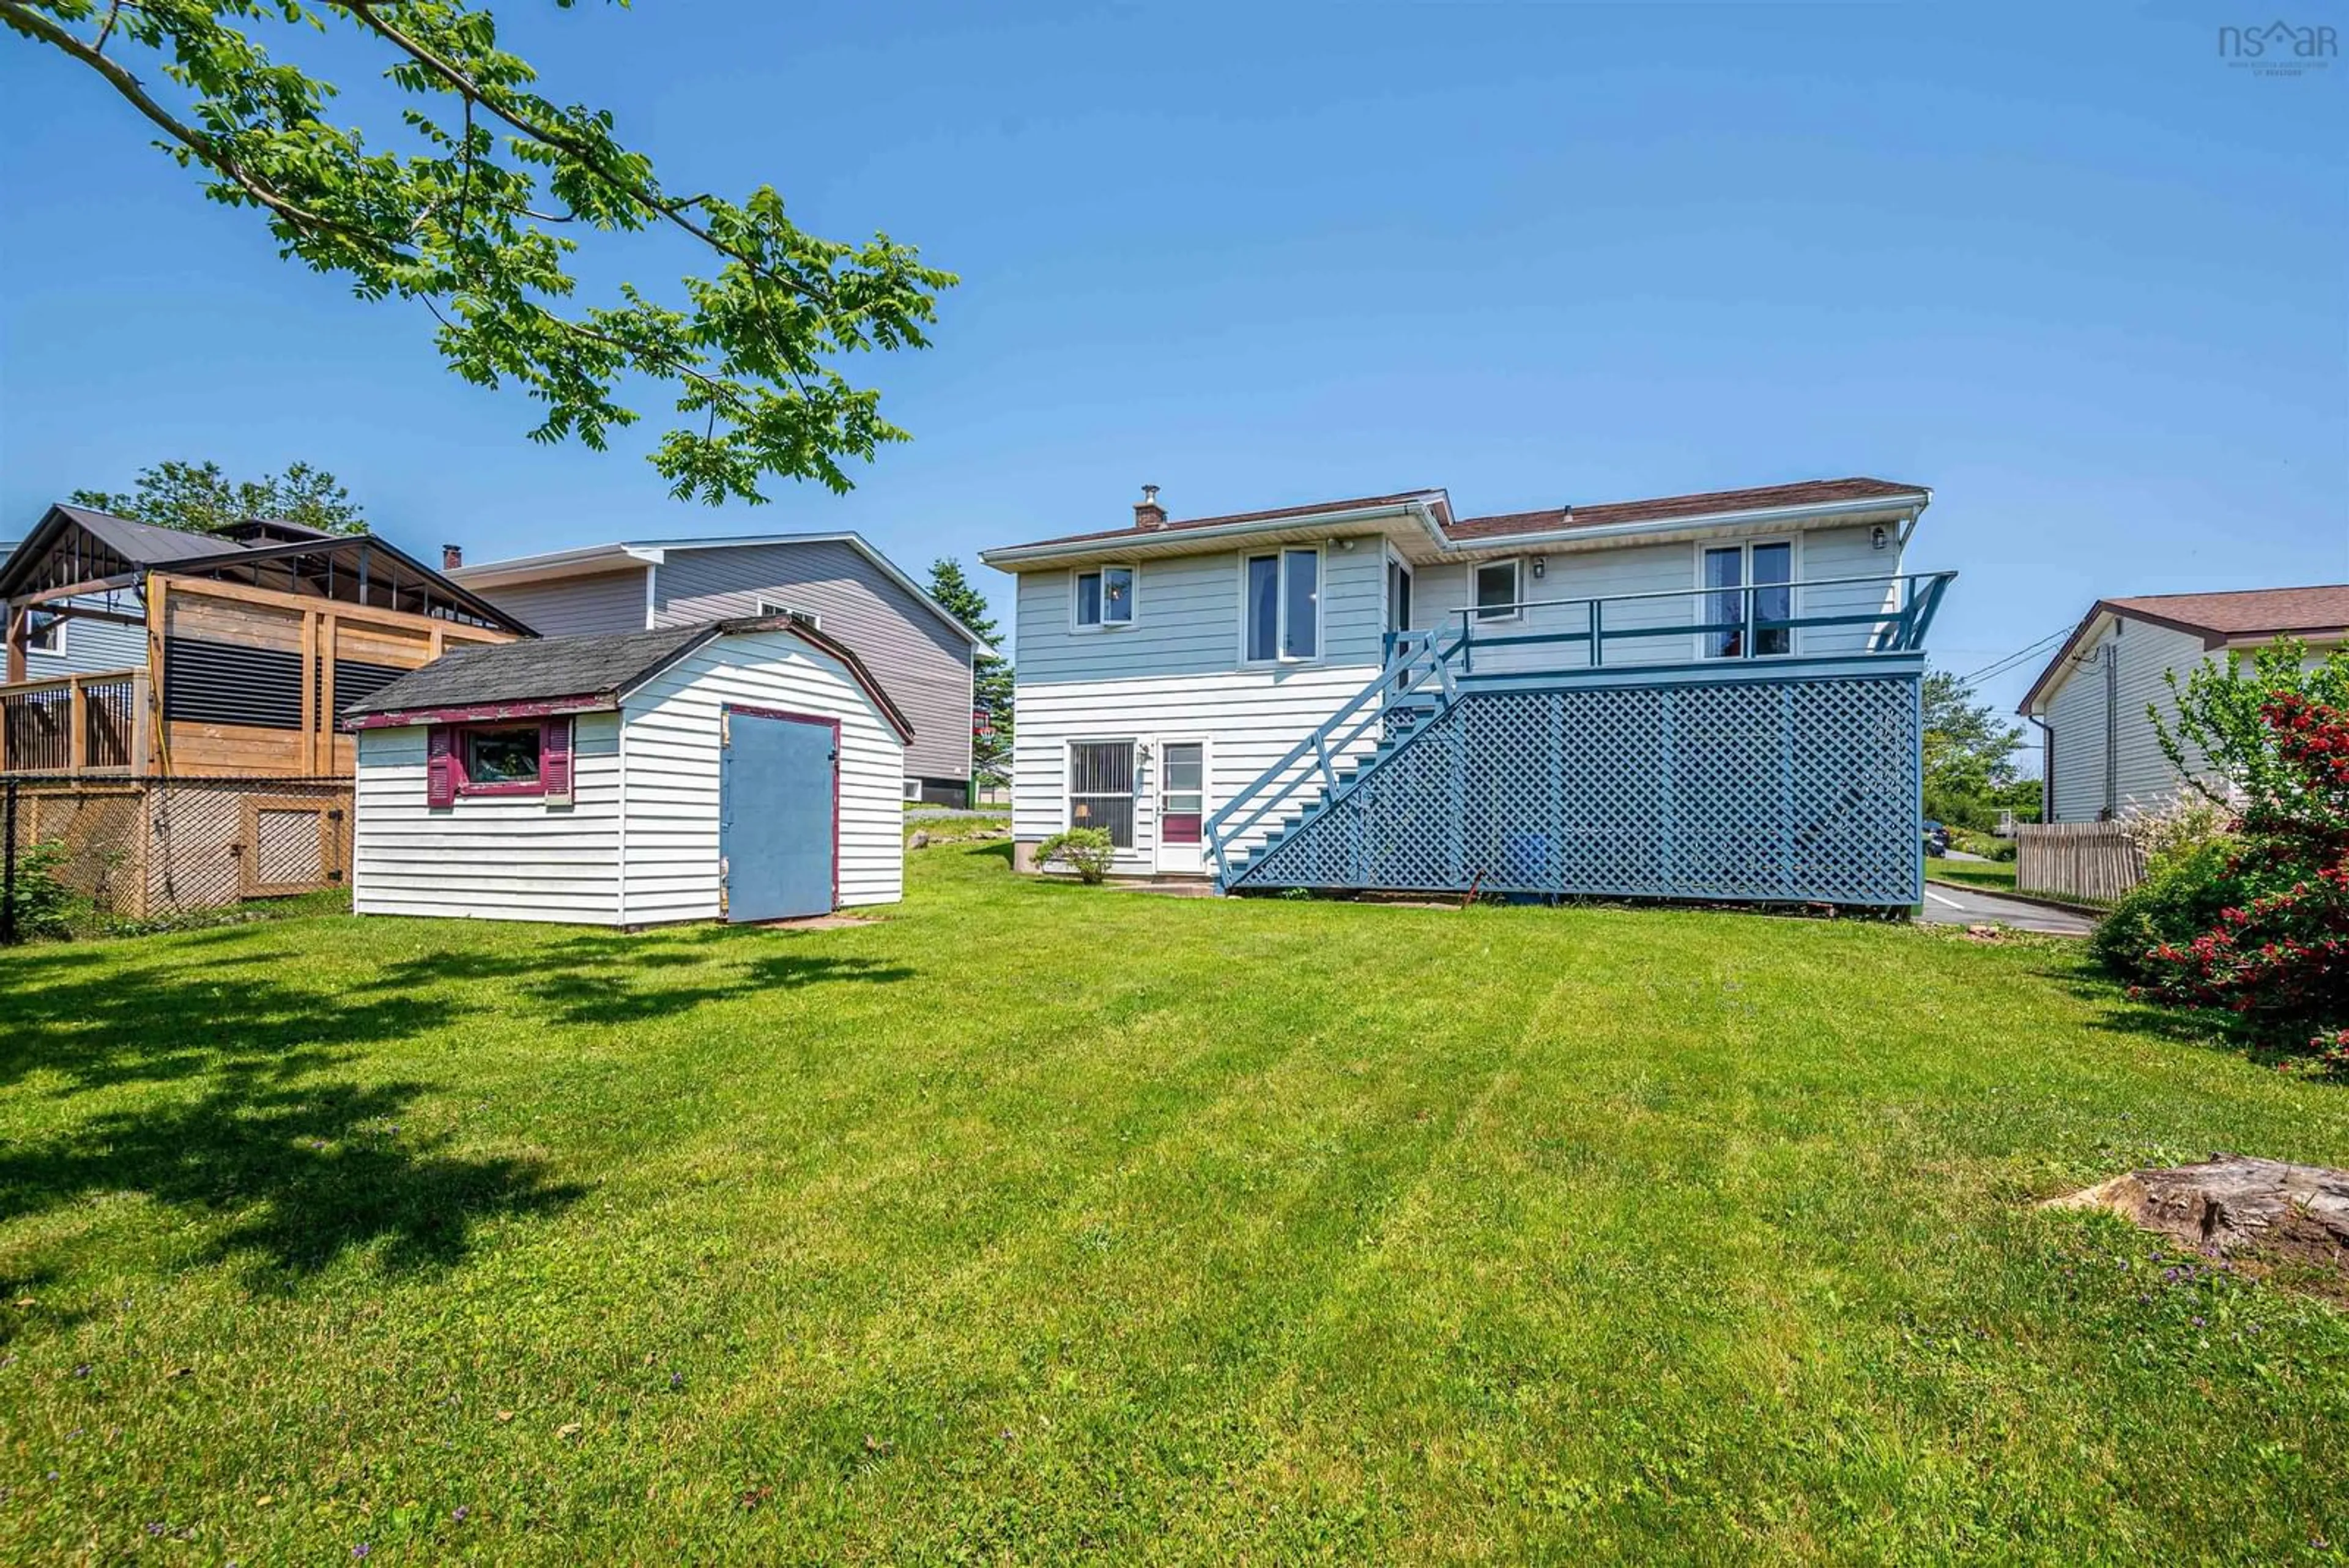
xmin=1155 ymin=740 xmax=1208 ymax=875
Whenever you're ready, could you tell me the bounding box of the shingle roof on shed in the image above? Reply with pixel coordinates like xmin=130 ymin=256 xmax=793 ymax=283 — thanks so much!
xmin=343 ymin=623 xmax=713 ymax=719
xmin=340 ymin=616 xmax=918 ymax=742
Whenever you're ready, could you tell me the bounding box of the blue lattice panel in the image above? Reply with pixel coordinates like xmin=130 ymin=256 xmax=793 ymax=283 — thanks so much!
xmin=1231 ymin=671 xmax=1920 ymax=907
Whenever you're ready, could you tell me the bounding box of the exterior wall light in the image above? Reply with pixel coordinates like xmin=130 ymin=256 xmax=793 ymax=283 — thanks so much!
xmin=1871 ymin=525 xmax=1888 ymax=550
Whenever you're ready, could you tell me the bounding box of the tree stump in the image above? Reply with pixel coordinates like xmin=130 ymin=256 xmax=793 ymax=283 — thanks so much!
xmin=2047 ymin=1153 xmax=2349 ymax=1261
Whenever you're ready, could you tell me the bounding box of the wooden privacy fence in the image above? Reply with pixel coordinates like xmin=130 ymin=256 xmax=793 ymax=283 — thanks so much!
xmin=2016 ymin=822 xmax=2143 ymax=905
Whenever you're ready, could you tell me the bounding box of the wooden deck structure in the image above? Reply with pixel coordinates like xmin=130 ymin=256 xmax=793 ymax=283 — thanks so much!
xmin=1 ymin=507 xmax=533 ymax=925
xmin=2 ymin=505 xmax=530 ymax=779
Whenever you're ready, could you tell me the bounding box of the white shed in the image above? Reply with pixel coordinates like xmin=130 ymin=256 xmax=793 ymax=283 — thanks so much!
xmin=342 ymin=616 xmax=913 ymax=924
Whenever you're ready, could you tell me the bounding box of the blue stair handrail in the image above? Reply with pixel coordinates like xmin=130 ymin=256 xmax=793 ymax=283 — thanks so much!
xmin=1202 ymin=623 xmax=1468 ymax=885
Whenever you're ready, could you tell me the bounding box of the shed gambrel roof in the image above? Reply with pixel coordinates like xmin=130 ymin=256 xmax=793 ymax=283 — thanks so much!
xmin=2018 ymin=584 xmax=2349 ymax=715
xmin=341 ymin=615 xmax=916 ymax=741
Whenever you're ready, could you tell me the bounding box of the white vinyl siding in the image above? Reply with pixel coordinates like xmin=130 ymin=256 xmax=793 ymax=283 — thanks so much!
xmin=1012 ymin=666 xmax=1381 ymax=871
xmin=352 ymin=712 xmax=625 ymax=923
xmin=2041 ymin=615 xmax=2218 ymax=822
xmin=618 ymin=628 xmax=904 ymax=919
xmin=351 ymin=630 xmax=904 ymax=924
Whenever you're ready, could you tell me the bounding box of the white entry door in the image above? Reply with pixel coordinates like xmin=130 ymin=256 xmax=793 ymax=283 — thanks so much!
xmin=1156 ymin=741 xmax=1208 ymax=875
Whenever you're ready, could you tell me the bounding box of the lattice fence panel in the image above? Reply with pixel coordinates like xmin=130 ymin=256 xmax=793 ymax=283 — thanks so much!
xmin=1233 ymin=672 xmax=1919 ymax=907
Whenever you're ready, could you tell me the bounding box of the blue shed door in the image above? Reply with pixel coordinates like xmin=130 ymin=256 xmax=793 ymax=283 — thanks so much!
xmin=721 ymin=709 xmax=838 ymax=921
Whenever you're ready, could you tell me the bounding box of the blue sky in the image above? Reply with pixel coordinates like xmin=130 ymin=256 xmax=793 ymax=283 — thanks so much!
xmin=2 ymin=2 xmax=2343 ymax=718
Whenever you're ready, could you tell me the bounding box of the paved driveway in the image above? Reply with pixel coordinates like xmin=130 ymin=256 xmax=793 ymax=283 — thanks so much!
xmin=1919 ymin=882 xmax=2096 ymax=937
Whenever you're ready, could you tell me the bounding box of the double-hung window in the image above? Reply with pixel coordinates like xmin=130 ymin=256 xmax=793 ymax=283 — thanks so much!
xmin=1068 ymin=741 xmax=1135 ymax=847
xmin=1700 ymin=540 xmax=1794 ymax=658
xmin=1074 ymin=566 xmax=1135 ymax=629
xmin=1243 ymin=548 xmax=1319 ymax=663
xmin=1473 ymin=560 xmax=1521 ymax=622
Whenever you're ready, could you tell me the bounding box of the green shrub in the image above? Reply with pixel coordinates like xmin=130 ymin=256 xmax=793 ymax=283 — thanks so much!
xmin=6 ymin=841 xmax=78 ymax=942
xmin=1946 ymin=827 xmax=2016 ymax=862
xmin=2088 ymin=841 xmax=2285 ymax=986
xmin=1036 ymin=828 xmax=1116 ymax=885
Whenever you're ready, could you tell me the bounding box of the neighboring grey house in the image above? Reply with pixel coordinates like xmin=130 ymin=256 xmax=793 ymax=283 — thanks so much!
xmin=450 ymin=532 xmax=990 ymax=804
xmin=2019 ymin=585 xmax=2349 ymax=823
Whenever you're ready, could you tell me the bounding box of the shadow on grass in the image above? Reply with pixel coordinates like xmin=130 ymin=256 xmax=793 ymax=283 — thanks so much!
xmin=0 ymin=923 xmax=918 ymax=1280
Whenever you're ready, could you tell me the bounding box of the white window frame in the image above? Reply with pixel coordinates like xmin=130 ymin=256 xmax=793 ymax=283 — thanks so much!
xmin=24 ymin=608 xmax=65 ymax=655
xmin=756 ymin=598 xmax=821 ymax=629
xmin=1071 ymin=564 xmax=1138 ymax=633
xmin=1471 ymin=558 xmax=1523 ymax=623
xmin=1065 ymin=737 xmax=1139 ymax=849
xmin=904 ymin=776 xmax=924 ymax=802
xmin=1693 ymin=535 xmax=1801 ymax=660
xmin=1237 ymin=546 xmax=1324 ymax=666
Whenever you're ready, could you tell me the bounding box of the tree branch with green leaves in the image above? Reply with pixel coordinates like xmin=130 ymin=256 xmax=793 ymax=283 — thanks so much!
xmin=2 ymin=0 xmax=957 ymax=503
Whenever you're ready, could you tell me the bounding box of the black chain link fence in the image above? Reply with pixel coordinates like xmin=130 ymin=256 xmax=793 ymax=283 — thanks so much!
xmin=1 ymin=775 xmax=352 ymax=943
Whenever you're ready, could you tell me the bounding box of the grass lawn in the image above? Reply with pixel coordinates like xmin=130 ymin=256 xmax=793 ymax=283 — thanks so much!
xmin=1926 ymin=855 xmax=2020 ymax=894
xmin=3 ymin=842 xmax=2347 ymax=1562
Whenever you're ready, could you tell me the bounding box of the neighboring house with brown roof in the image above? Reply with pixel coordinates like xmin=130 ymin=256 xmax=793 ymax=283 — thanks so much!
xmin=979 ymin=476 xmax=1951 ymax=907
xmin=2019 ymin=585 xmax=2349 ymax=823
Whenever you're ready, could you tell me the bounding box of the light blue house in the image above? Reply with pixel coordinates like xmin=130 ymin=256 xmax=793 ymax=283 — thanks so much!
xmin=978 ymin=476 xmax=1951 ymax=908
xmin=0 ymin=538 xmax=148 ymax=680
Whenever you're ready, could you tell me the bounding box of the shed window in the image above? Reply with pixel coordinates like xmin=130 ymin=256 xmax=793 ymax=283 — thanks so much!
xmin=1244 ymin=549 xmax=1320 ymax=662
xmin=1075 ymin=566 xmax=1135 ymax=628
xmin=428 ymin=717 xmax=574 ymax=807
xmin=1474 ymin=560 xmax=1521 ymax=622
xmin=464 ymin=726 xmax=541 ymax=787
xmin=1068 ymin=740 xmax=1135 ymax=848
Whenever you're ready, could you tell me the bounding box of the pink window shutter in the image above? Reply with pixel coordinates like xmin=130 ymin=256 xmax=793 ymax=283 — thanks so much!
xmin=426 ymin=726 xmax=456 ymax=809
xmin=541 ymin=718 xmax=574 ymax=806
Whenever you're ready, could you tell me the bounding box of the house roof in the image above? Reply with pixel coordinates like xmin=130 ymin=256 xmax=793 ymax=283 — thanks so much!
xmin=2018 ymin=584 xmax=2349 ymax=714
xmin=981 ymin=476 xmax=1929 ymax=565
xmin=1445 ymin=477 xmax=1929 ymax=541
xmin=451 ymin=531 xmax=994 ymax=654
xmin=340 ymin=615 xmax=916 ymax=741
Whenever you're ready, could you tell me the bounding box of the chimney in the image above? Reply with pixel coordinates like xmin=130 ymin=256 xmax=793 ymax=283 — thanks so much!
xmin=441 ymin=543 xmax=464 ymax=571
xmin=1134 ymin=484 xmax=1166 ymax=531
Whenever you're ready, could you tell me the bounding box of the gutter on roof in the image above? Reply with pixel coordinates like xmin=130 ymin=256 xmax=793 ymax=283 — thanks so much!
xmin=1453 ymin=491 xmax=1932 ymax=551
xmin=981 ymin=490 xmax=1928 ymax=567
xmin=979 ymin=500 xmax=1449 ymax=567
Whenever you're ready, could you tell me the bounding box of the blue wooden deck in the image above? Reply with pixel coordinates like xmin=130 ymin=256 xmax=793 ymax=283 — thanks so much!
xmin=1206 ymin=571 xmax=1951 ymax=908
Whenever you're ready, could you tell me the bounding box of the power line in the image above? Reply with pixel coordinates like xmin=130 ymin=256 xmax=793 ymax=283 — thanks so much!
xmin=1956 ymin=625 xmax=2073 ymax=686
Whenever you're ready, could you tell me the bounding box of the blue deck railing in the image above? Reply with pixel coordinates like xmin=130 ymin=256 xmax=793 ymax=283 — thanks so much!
xmin=1436 ymin=568 xmax=1953 ymax=672
xmin=1204 ymin=570 xmax=1954 ymax=888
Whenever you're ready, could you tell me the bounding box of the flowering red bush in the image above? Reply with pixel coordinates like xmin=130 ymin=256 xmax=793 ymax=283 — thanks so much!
xmin=2132 ymin=686 xmax=2349 ymax=1053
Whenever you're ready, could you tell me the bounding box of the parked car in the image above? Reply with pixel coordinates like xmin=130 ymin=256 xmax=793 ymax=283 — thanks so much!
xmin=1922 ymin=820 xmax=1950 ymax=856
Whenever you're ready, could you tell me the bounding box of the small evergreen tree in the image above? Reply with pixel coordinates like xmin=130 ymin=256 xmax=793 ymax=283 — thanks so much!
xmin=926 ymin=558 xmax=1012 ymax=778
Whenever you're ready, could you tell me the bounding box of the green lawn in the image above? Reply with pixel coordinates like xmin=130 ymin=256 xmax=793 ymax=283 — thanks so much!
xmin=3 ymin=842 xmax=2346 ymax=1562
xmin=1926 ymin=855 xmax=2021 ymax=893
